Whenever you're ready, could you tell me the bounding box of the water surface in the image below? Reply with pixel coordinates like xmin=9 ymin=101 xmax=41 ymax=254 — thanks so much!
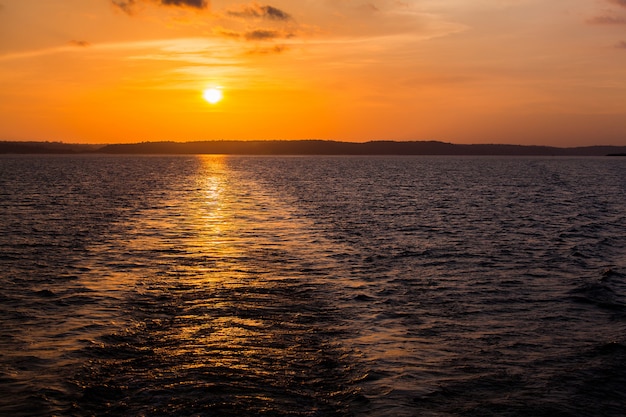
xmin=1 ymin=155 xmax=625 ymax=416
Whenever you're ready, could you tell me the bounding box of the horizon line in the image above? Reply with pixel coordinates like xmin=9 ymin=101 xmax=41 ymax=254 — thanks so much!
xmin=3 ymin=139 xmax=626 ymax=149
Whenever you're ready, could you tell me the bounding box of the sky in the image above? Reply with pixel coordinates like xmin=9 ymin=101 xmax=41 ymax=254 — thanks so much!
xmin=1 ymin=0 xmax=625 ymax=146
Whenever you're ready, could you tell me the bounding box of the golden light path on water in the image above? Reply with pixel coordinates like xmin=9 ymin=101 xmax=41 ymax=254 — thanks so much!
xmin=70 ymin=155 xmax=369 ymax=415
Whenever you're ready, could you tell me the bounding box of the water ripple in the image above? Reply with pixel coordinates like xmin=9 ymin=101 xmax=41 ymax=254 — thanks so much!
xmin=1 ymin=155 xmax=625 ymax=416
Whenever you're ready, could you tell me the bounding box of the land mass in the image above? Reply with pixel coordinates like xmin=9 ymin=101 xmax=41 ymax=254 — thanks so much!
xmin=1 ymin=140 xmax=626 ymax=156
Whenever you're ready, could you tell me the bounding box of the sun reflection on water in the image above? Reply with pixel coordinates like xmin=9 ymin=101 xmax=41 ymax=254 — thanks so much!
xmin=74 ymin=155 xmax=358 ymax=415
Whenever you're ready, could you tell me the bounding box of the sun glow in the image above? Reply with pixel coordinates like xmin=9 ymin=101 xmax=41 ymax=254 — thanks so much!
xmin=203 ymin=88 xmax=223 ymax=104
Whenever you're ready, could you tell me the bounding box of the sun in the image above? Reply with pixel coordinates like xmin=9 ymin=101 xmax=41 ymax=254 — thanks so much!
xmin=203 ymin=87 xmax=223 ymax=104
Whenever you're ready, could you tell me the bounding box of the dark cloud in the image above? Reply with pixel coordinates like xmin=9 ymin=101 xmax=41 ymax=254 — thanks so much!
xmin=213 ymin=3 xmax=295 ymax=42
xmin=214 ymin=27 xmax=242 ymax=38
xmin=261 ymin=5 xmax=291 ymax=20
xmin=617 ymin=40 xmax=626 ymax=48
xmin=161 ymin=0 xmax=206 ymax=7
xmin=588 ymin=15 xmax=626 ymax=24
xmin=609 ymin=0 xmax=626 ymax=8
xmin=112 ymin=0 xmax=208 ymax=15
xmin=112 ymin=0 xmax=134 ymax=14
xmin=213 ymin=27 xmax=293 ymax=41
xmin=69 ymin=40 xmax=91 ymax=47
xmin=226 ymin=3 xmax=292 ymax=21
xmin=244 ymin=29 xmax=282 ymax=40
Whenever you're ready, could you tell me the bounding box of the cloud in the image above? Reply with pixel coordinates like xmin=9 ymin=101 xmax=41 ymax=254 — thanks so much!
xmin=213 ymin=26 xmax=294 ymax=42
xmin=226 ymin=3 xmax=292 ymax=21
xmin=617 ymin=40 xmax=626 ymax=48
xmin=213 ymin=27 xmax=243 ymax=39
xmin=112 ymin=0 xmax=209 ymax=14
xmin=244 ymin=29 xmax=291 ymax=41
xmin=112 ymin=0 xmax=134 ymax=14
xmin=246 ymin=45 xmax=288 ymax=55
xmin=161 ymin=0 xmax=206 ymax=7
xmin=69 ymin=40 xmax=91 ymax=47
xmin=357 ymin=3 xmax=380 ymax=13
xmin=215 ymin=3 xmax=296 ymax=43
xmin=609 ymin=0 xmax=626 ymax=8
xmin=587 ymin=15 xmax=626 ymax=24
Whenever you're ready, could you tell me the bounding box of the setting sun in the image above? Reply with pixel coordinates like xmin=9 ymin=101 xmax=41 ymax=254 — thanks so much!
xmin=203 ymin=88 xmax=223 ymax=105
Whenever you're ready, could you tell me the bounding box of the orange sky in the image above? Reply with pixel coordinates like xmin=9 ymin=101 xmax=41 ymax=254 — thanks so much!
xmin=1 ymin=0 xmax=625 ymax=146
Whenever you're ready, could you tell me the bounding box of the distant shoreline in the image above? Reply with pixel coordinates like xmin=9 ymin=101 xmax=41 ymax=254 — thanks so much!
xmin=2 ymin=140 xmax=626 ymax=156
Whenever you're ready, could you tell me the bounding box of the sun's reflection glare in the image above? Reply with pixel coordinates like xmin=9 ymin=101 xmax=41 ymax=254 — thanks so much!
xmin=63 ymin=155 xmax=360 ymax=414
xmin=157 ymin=155 xmax=274 ymax=365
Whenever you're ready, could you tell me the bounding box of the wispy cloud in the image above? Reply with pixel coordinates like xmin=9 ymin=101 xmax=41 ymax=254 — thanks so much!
xmin=244 ymin=29 xmax=285 ymax=41
xmin=0 ymin=45 xmax=82 ymax=61
xmin=588 ymin=1 xmax=626 ymax=47
xmin=161 ymin=0 xmax=206 ymax=7
xmin=112 ymin=0 xmax=209 ymax=15
xmin=246 ymin=44 xmax=288 ymax=55
xmin=112 ymin=0 xmax=133 ymax=14
xmin=213 ymin=27 xmax=294 ymax=41
xmin=226 ymin=3 xmax=292 ymax=21
xmin=0 ymin=38 xmax=227 ymax=62
xmin=587 ymin=15 xmax=626 ymax=25
xmin=213 ymin=27 xmax=243 ymax=39
xmin=69 ymin=40 xmax=91 ymax=47
xmin=211 ymin=3 xmax=296 ymax=43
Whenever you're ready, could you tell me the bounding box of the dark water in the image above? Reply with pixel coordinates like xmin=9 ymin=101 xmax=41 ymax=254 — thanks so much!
xmin=1 ymin=155 xmax=625 ymax=416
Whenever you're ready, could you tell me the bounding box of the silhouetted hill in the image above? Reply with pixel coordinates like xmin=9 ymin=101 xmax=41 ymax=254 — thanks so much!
xmin=0 ymin=141 xmax=100 ymax=154
xmin=96 ymin=140 xmax=626 ymax=156
xmin=3 ymin=140 xmax=626 ymax=155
